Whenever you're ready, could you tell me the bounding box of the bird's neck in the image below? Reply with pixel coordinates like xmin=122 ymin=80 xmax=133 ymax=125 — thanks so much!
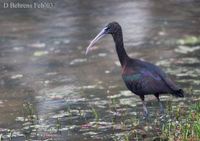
xmin=112 ymin=30 xmax=129 ymax=67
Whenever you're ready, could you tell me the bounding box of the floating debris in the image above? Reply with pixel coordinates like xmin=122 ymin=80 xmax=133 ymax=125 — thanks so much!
xmin=119 ymin=98 xmax=137 ymax=107
xmin=81 ymin=85 xmax=104 ymax=90
xmin=178 ymin=79 xmax=200 ymax=85
xmin=13 ymin=46 xmax=24 ymax=51
xmin=115 ymin=61 xmax=121 ymax=66
xmin=89 ymin=99 xmax=108 ymax=108
xmin=83 ymin=131 xmax=97 ymax=136
xmin=81 ymin=123 xmax=93 ymax=129
xmin=83 ymin=121 xmax=113 ymax=129
xmin=46 ymin=72 xmax=58 ymax=76
xmin=37 ymin=85 xmax=76 ymax=103
xmin=158 ymin=31 xmax=166 ymax=36
xmin=177 ymin=36 xmax=200 ymax=46
xmin=107 ymin=90 xmax=133 ymax=99
xmin=54 ymin=39 xmax=70 ymax=45
xmin=156 ymin=59 xmax=173 ymax=67
xmin=59 ymin=127 xmax=69 ymax=131
xmin=63 ymin=39 xmax=70 ymax=44
xmin=33 ymin=51 xmax=49 ymax=57
xmin=15 ymin=117 xmax=25 ymax=122
xmin=109 ymin=111 xmax=122 ymax=116
xmin=98 ymin=53 xmax=107 ymax=57
xmin=70 ymin=58 xmax=87 ymax=65
xmin=105 ymin=70 xmax=110 ymax=74
xmin=11 ymin=74 xmax=23 ymax=79
xmin=175 ymin=57 xmax=199 ymax=65
xmin=0 ymin=100 xmax=4 ymax=107
xmin=29 ymin=42 xmax=46 ymax=48
xmin=43 ymin=80 xmax=50 ymax=84
xmin=174 ymin=45 xmax=200 ymax=54
xmin=171 ymin=68 xmax=200 ymax=77
xmin=51 ymin=111 xmax=71 ymax=119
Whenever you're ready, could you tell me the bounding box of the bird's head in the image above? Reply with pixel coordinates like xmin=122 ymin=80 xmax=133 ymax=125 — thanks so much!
xmin=86 ymin=22 xmax=121 ymax=54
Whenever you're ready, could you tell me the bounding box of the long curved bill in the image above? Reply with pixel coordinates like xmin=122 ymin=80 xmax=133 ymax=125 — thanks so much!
xmin=86 ymin=27 xmax=107 ymax=55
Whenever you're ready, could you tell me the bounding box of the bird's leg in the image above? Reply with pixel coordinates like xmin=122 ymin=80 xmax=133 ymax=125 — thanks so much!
xmin=140 ymin=95 xmax=148 ymax=118
xmin=154 ymin=93 xmax=164 ymax=114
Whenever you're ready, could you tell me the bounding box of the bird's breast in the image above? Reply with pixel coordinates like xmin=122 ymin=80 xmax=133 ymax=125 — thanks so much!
xmin=121 ymin=64 xmax=135 ymax=75
xmin=122 ymin=73 xmax=141 ymax=82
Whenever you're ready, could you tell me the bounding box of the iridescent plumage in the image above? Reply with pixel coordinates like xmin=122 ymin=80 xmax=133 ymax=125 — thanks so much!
xmin=86 ymin=22 xmax=184 ymax=117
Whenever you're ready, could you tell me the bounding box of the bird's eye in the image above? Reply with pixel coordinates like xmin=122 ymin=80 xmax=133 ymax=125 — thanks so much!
xmin=105 ymin=26 xmax=109 ymax=30
xmin=105 ymin=27 xmax=110 ymax=31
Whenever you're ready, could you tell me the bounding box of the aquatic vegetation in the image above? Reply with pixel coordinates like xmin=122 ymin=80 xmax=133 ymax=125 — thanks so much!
xmin=10 ymin=74 xmax=23 ymax=79
xmin=28 ymin=42 xmax=46 ymax=48
xmin=177 ymin=36 xmax=200 ymax=46
xmin=8 ymin=129 xmax=14 ymax=140
xmin=2 ymin=37 xmax=200 ymax=141
xmin=69 ymin=58 xmax=87 ymax=65
xmin=91 ymin=107 xmax=99 ymax=125
xmin=161 ymin=102 xmax=200 ymax=141
xmin=33 ymin=51 xmax=49 ymax=57
xmin=0 ymin=94 xmax=200 ymax=141
xmin=0 ymin=134 xmax=2 ymax=141
xmin=174 ymin=45 xmax=200 ymax=54
xmin=55 ymin=118 xmax=61 ymax=132
xmin=22 ymin=102 xmax=38 ymax=123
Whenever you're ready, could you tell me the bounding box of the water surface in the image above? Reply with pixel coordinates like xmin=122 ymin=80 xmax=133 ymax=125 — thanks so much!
xmin=0 ymin=0 xmax=200 ymax=140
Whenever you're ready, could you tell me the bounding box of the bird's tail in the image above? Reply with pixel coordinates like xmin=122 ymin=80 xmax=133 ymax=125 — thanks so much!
xmin=172 ymin=89 xmax=184 ymax=97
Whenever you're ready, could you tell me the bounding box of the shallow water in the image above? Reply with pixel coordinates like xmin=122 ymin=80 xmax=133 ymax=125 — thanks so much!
xmin=0 ymin=0 xmax=200 ymax=140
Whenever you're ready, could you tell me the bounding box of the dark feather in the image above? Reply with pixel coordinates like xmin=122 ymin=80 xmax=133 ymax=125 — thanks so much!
xmin=122 ymin=59 xmax=184 ymax=97
xmin=87 ymin=22 xmax=185 ymax=116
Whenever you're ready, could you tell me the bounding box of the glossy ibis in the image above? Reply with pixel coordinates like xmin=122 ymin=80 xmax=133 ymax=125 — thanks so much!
xmin=86 ymin=22 xmax=184 ymax=117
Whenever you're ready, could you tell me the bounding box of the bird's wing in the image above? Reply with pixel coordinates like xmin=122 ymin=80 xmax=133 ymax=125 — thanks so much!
xmin=123 ymin=69 xmax=169 ymax=94
xmin=148 ymin=63 xmax=182 ymax=92
xmin=147 ymin=63 xmax=184 ymax=96
xmin=123 ymin=60 xmax=183 ymax=95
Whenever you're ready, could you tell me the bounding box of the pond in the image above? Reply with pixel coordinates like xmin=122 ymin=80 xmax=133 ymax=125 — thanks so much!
xmin=0 ymin=0 xmax=200 ymax=140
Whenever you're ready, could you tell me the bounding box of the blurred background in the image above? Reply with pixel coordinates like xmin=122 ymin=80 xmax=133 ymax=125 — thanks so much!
xmin=0 ymin=0 xmax=200 ymax=140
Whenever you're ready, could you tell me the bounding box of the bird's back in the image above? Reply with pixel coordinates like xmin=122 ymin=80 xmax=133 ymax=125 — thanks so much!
xmin=122 ymin=59 xmax=184 ymax=97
